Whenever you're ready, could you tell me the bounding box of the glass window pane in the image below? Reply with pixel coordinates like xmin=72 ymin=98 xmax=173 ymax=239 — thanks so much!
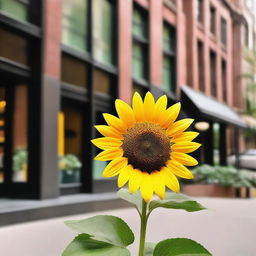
xmin=12 ymin=85 xmax=28 ymax=183
xmin=0 ymin=28 xmax=28 ymax=65
xmin=0 ymin=88 xmax=5 ymax=183
xmin=94 ymin=69 xmax=111 ymax=94
xmin=0 ymin=0 xmax=29 ymax=22
xmin=163 ymin=25 xmax=172 ymax=52
xmin=93 ymin=111 xmax=107 ymax=180
xmin=132 ymin=7 xmax=147 ymax=38
xmin=132 ymin=43 xmax=147 ymax=80
xmin=61 ymin=55 xmax=88 ymax=88
xmin=162 ymin=56 xmax=172 ymax=92
xmin=93 ymin=0 xmax=114 ymax=65
xmin=62 ymin=0 xmax=88 ymax=52
xmin=59 ymin=106 xmax=83 ymax=184
xmin=132 ymin=84 xmax=146 ymax=98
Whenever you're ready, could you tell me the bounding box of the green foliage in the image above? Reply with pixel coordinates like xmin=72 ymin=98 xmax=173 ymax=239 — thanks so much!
xmin=149 ymin=192 xmax=206 ymax=214
xmin=13 ymin=148 xmax=27 ymax=173
xmin=65 ymin=215 xmax=134 ymax=247
xmin=153 ymin=238 xmax=212 ymax=256
xmin=62 ymin=234 xmax=130 ymax=256
xmin=188 ymin=164 xmax=252 ymax=188
xmin=59 ymin=154 xmax=82 ymax=172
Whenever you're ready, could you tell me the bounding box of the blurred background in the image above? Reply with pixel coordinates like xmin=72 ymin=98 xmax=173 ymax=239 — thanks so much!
xmin=0 ymin=0 xmax=256 ymax=254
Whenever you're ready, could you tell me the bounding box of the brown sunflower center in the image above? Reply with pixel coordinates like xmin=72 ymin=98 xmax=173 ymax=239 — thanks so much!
xmin=122 ymin=122 xmax=171 ymax=173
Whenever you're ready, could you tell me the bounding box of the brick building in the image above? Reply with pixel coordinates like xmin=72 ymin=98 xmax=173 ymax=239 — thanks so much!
xmin=0 ymin=0 xmax=250 ymax=200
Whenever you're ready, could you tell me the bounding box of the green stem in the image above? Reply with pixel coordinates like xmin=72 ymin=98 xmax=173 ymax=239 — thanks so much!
xmin=138 ymin=200 xmax=148 ymax=256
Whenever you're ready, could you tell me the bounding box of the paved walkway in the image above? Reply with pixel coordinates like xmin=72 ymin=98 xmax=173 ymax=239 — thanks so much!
xmin=0 ymin=197 xmax=256 ymax=256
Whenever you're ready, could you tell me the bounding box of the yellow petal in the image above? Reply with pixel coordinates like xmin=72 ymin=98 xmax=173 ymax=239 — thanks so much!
xmin=103 ymin=157 xmax=128 ymax=177
xmin=162 ymin=167 xmax=180 ymax=193
xmin=151 ymin=171 xmax=165 ymax=200
xmin=128 ymin=169 xmax=143 ymax=193
xmin=91 ymin=137 xmax=123 ymax=150
xmin=103 ymin=113 xmax=127 ymax=133
xmin=143 ymin=92 xmax=155 ymax=121
xmin=140 ymin=172 xmax=154 ymax=202
xmin=118 ymin=165 xmax=133 ymax=188
xmin=172 ymin=142 xmax=201 ymax=153
xmin=115 ymin=99 xmax=135 ymax=128
xmin=132 ymin=92 xmax=144 ymax=122
xmin=154 ymin=95 xmax=168 ymax=122
xmin=167 ymin=119 xmax=194 ymax=137
xmin=160 ymin=103 xmax=181 ymax=128
xmin=171 ymin=131 xmax=199 ymax=143
xmin=94 ymin=125 xmax=123 ymax=140
xmin=166 ymin=160 xmax=194 ymax=179
xmin=171 ymin=152 xmax=198 ymax=166
xmin=94 ymin=148 xmax=123 ymax=161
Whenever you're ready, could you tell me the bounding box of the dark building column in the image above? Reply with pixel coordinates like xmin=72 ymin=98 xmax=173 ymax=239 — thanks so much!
xmin=204 ymin=122 xmax=214 ymax=165
xmin=219 ymin=123 xmax=227 ymax=165
xmin=39 ymin=0 xmax=61 ymax=199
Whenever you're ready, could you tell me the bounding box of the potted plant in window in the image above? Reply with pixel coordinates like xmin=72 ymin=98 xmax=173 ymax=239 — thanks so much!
xmin=13 ymin=148 xmax=28 ymax=182
xmin=182 ymin=165 xmax=252 ymax=198
xmin=59 ymin=154 xmax=82 ymax=184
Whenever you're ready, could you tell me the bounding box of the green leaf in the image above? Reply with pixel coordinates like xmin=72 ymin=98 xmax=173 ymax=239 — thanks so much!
xmin=145 ymin=242 xmax=156 ymax=256
xmin=149 ymin=192 xmax=206 ymax=213
xmin=65 ymin=215 xmax=134 ymax=247
xmin=153 ymin=238 xmax=212 ymax=256
xmin=62 ymin=234 xmax=130 ymax=256
xmin=117 ymin=188 xmax=142 ymax=211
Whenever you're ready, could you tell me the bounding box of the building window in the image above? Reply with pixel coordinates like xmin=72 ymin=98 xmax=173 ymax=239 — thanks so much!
xmin=59 ymin=104 xmax=83 ymax=184
xmin=0 ymin=28 xmax=28 ymax=66
xmin=93 ymin=0 xmax=114 ymax=65
xmin=243 ymin=24 xmax=249 ymax=48
xmin=94 ymin=69 xmax=112 ymax=95
xmin=62 ymin=0 xmax=88 ymax=52
xmin=221 ymin=18 xmax=227 ymax=46
xmin=0 ymin=0 xmax=29 ymax=22
xmin=196 ymin=0 xmax=203 ymax=23
xmin=210 ymin=5 xmax=216 ymax=35
xmin=61 ymin=54 xmax=88 ymax=88
xmin=132 ymin=5 xmax=148 ymax=81
xmin=210 ymin=50 xmax=217 ymax=97
xmin=221 ymin=60 xmax=227 ymax=102
xmin=162 ymin=23 xmax=176 ymax=94
xmin=12 ymin=85 xmax=28 ymax=183
xmin=197 ymin=41 xmax=204 ymax=92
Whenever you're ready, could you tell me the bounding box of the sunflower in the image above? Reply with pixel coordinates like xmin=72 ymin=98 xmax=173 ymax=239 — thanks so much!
xmin=91 ymin=92 xmax=201 ymax=202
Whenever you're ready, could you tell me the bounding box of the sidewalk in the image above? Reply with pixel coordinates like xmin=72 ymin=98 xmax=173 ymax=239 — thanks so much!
xmin=0 ymin=197 xmax=256 ymax=256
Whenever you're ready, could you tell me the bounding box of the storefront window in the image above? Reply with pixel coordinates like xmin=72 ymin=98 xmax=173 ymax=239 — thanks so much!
xmin=93 ymin=0 xmax=114 ymax=65
xmin=0 ymin=0 xmax=29 ymax=22
xmin=59 ymin=105 xmax=83 ymax=184
xmin=61 ymin=54 xmax=88 ymax=88
xmin=93 ymin=111 xmax=107 ymax=179
xmin=0 ymin=88 xmax=5 ymax=183
xmin=62 ymin=0 xmax=88 ymax=52
xmin=12 ymin=85 xmax=28 ymax=183
xmin=0 ymin=28 xmax=28 ymax=66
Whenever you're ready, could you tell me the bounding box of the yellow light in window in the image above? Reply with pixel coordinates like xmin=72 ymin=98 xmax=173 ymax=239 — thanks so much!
xmin=0 ymin=136 xmax=5 ymax=143
xmin=0 ymin=101 xmax=6 ymax=111
xmin=0 ymin=120 xmax=4 ymax=126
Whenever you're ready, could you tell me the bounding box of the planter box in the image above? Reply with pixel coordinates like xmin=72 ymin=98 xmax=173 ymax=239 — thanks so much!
xmin=182 ymin=184 xmax=237 ymax=198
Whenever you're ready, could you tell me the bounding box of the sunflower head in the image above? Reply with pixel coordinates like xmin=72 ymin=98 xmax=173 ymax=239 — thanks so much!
xmin=92 ymin=92 xmax=201 ymax=202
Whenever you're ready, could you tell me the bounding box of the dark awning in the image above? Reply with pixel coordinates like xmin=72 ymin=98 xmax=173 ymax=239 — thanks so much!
xmin=181 ymin=85 xmax=247 ymax=128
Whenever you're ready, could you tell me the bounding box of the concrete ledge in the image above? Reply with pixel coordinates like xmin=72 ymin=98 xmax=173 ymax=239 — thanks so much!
xmin=0 ymin=193 xmax=130 ymax=226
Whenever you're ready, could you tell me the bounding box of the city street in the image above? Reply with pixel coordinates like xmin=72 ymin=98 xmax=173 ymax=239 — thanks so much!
xmin=0 ymin=197 xmax=256 ymax=256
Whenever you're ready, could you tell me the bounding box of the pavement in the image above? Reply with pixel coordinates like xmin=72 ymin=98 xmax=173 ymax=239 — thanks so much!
xmin=0 ymin=197 xmax=256 ymax=256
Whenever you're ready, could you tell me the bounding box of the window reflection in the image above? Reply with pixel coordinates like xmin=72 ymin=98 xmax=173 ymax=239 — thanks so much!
xmin=12 ymin=85 xmax=28 ymax=183
xmin=59 ymin=105 xmax=83 ymax=184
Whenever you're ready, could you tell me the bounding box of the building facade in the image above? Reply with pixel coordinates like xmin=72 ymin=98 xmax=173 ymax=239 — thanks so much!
xmin=0 ymin=0 xmax=248 ymax=200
